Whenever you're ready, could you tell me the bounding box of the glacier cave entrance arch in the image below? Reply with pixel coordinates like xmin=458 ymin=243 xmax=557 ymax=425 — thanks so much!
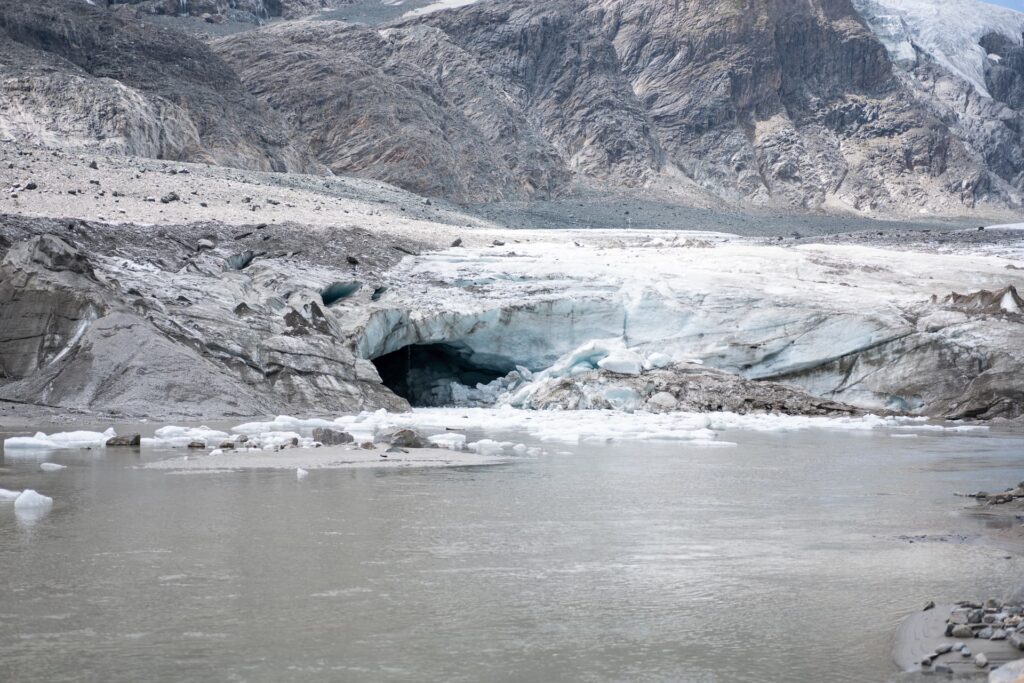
xmin=370 ymin=341 xmax=515 ymax=407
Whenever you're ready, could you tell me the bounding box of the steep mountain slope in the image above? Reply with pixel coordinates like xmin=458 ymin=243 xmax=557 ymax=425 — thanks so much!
xmin=853 ymin=0 xmax=1024 ymax=209
xmin=212 ymin=0 xmax=1023 ymax=214
xmin=213 ymin=20 xmax=569 ymax=202
xmin=0 ymin=0 xmax=323 ymax=172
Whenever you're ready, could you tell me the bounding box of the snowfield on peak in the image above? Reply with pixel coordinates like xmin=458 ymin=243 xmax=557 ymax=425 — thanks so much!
xmin=854 ymin=0 xmax=1024 ymax=97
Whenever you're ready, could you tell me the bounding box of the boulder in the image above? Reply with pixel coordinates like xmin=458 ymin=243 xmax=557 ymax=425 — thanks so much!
xmin=312 ymin=428 xmax=353 ymax=445
xmin=387 ymin=429 xmax=428 ymax=449
xmin=106 ymin=434 xmax=141 ymax=447
xmin=951 ymin=624 xmax=975 ymax=639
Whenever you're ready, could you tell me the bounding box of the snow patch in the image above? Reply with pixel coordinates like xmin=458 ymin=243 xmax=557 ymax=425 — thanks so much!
xmin=403 ymin=0 xmax=482 ymax=18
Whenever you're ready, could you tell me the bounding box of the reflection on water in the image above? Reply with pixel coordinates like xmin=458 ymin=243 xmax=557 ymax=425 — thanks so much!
xmin=1 ymin=419 xmax=1022 ymax=682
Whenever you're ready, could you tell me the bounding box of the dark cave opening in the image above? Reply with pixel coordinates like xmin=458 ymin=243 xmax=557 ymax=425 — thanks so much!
xmin=371 ymin=342 xmax=513 ymax=407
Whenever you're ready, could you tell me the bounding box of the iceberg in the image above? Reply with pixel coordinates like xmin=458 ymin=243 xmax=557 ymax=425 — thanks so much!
xmin=14 ymin=489 xmax=53 ymax=510
xmin=3 ymin=428 xmax=115 ymax=451
xmin=144 ymin=426 xmax=231 ymax=448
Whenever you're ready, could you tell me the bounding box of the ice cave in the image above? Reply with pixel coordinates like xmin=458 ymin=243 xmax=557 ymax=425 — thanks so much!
xmin=370 ymin=341 xmax=514 ymax=407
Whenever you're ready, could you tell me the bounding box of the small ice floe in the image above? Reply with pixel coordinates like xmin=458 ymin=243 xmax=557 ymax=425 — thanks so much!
xmin=467 ymin=439 xmax=510 ymax=455
xmin=40 ymin=463 xmax=67 ymax=472
xmin=4 ymin=428 xmax=115 ymax=451
xmin=427 ymin=433 xmax=467 ymax=450
xmin=232 ymin=416 xmax=335 ymax=436
xmin=208 ymin=449 xmax=223 ymax=457
xmin=0 ymin=488 xmax=22 ymax=501
xmin=13 ymin=489 xmax=54 ymax=523
xmin=144 ymin=426 xmax=231 ymax=449
xmin=296 ymin=468 xmax=309 ymax=480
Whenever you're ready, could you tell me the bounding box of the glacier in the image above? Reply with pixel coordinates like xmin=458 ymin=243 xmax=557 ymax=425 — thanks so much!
xmin=357 ymin=231 xmax=1024 ymax=418
xmin=853 ymin=0 xmax=1024 ymax=98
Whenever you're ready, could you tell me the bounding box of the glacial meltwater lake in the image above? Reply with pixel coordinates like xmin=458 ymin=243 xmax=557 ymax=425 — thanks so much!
xmin=1 ymin=416 xmax=1022 ymax=682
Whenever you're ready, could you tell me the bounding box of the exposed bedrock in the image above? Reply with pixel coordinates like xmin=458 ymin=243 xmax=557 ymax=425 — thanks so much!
xmin=204 ymin=0 xmax=1024 ymax=214
xmin=0 ymin=216 xmax=409 ymax=417
xmin=0 ymin=0 xmax=323 ymax=173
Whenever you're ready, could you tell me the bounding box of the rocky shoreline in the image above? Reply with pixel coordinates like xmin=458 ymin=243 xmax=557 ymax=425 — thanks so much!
xmin=895 ymin=484 xmax=1024 ymax=679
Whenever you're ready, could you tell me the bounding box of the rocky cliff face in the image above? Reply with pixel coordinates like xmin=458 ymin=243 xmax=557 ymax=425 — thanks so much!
xmin=213 ymin=20 xmax=569 ymax=202
xmin=207 ymin=0 xmax=1024 ymax=214
xmin=0 ymin=0 xmax=323 ymax=173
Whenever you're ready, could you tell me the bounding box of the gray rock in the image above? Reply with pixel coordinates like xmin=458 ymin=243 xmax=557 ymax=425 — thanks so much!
xmin=975 ymin=652 xmax=989 ymax=668
xmin=160 ymin=192 xmax=180 ymax=204
xmin=0 ymin=0 xmax=323 ymax=174
xmin=1010 ymin=632 xmax=1024 ymax=650
xmin=978 ymin=627 xmax=995 ymax=639
xmin=187 ymin=441 xmax=206 ymax=449
xmin=387 ymin=429 xmax=428 ymax=449
xmin=312 ymin=428 xmax=354 ymax=446
xmin=992 ymin=629 xmax=1009 ymax=640
xmin=106 ymin=434 xmax=141 ymax=447
xmin=951 ymin=625 xmax=975 ymax=639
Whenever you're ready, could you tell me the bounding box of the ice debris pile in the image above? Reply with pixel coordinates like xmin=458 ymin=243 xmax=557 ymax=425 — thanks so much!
xmin=3 ymin=408 xmax=987 ymax=459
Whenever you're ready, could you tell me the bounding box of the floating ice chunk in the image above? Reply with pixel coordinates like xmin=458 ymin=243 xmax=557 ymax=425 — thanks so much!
xmin=14 ymin=489 xmax=53 ymax=510
xmin=296 ymin=468 xmax=309 ymax=480
xmin=259 ymin=431 xmax=307 ymax=448
xmin=40 ymin=463 xmax=67 ymax=472
xmin=208 ymin=449 xmax=223 ymax=457
xmin=146 ymin=426 xmax=230 ymax=448
xmin=0 ymin=488 xmax=21 ymax=501
xmin=4 ymin=428 xmax=115 ymax=450
xmin=467 ymin=439 xmax=506 ymax=455
xmin=232 ymin=416 xmax=336 ymax=435
xmin=428 ymin=433 xmax=467 ymax=450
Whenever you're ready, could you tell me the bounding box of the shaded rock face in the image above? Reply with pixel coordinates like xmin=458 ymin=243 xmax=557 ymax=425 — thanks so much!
xmin=213 ymin=21 xmax=570 ymax=202
xmin=0 ymin=0 xmax=322 ymax=173
xmin=210 ymin=0 xmax=1018 ymax=212
xmin=982 ymin=33 xmax=1024 ymax=112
